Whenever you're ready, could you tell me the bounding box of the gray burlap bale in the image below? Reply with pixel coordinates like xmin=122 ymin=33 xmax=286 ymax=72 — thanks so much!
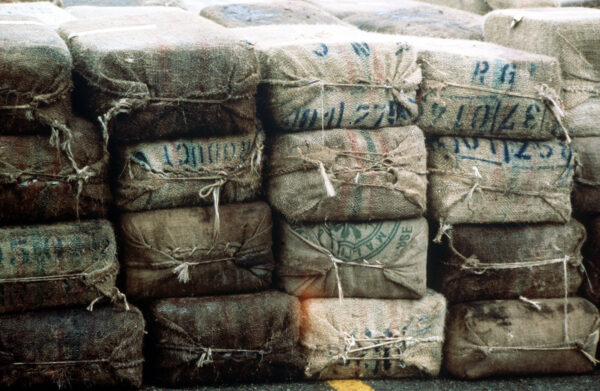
xmin=301 ymin=290 xmax=446 ymax=379
xmin=428 ymin=137 xmax=574 ymax=224
xmin=0 ymin=305 xmax=145 ymax=388
xmin=445 ymin=298 xmax=600 ymax=378
xmin=583 ymin=217 xmax=600 ymax=307
xmin=484 ymin=8 xmax=600 ymax=137
xmin=58 ymin=8 xmax=259 ymax=142
xmin=0 ymin=2 xmax=76 ymax=27
xmin=267 ymin=126 xmax=426 ymax=222
xmin=572 ymin=137 xmax=600 ymax=213
xmin=275 ymin=217 xmax=428 ymax=299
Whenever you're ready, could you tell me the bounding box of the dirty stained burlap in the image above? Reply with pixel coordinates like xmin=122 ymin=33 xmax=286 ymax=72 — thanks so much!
xmin=0 ymin=115 xmax=111 ymax=224
xmin=583 ymin=216 xmax=600 ymax=307
xmin=301 ymin=290 xmax=446 ymax=379
xmin=571 ymin=137 xmax=600 ymax=212
xmin=0 ymin=305 xmax=145 ymax=388
xmin=276 ymin=216 xmax=428 ymax=299
xmin=428 ymin=137 xmax=574 ymax=224
xmin=58 ymin=8 xmax=258 ymax=142
xmin=147 ymin=291 xmax=303 ymax=385
xmin=440 ymin=220 xmax=585 ymax=302
xmin=267 ymin=126 xmax=426 ymax=222
xmin=121 ymin=202 xmax=274 ymax=300
xmin=115 ymin=130 xmax=263 ymax=212
xmin=0 ymin=2 xmax=76 ymax=27
xmin=445 ymin=298 xmax=600 ymax=378
xmin=484 ymin=8 xmax=600 ymax=137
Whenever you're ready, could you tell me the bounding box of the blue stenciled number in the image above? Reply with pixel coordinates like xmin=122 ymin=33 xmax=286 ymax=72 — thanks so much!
xmin=313 ymin=43 xmax=328 ymax=57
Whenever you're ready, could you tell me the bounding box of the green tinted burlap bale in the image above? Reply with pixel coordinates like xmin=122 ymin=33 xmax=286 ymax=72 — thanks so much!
xmin=445 ymin=298 xmax=600 ymax=378
xmin=0 ymin=2 xmax=76 ymax=27
xmin=0 ymin=305 xmax=145 ymax=388
xmin=301 ymin=290 xmax=446 ymax=379
xmin=267 ymin=126 xmax=426 ymax=222
xmin=0 ymin=115 xmax=110 ymax=224
xmin=439 ymin=220 xmax=585 ymax=302
xmin=572 ymin=137 xmax=600 ymax=213
xmin=58 ymin=8 xmax=258 ymax=142
xmin=583 ymin=217 xmax=600 ymax=308
xmin=276 ymin=217 xmax=427 ymax=299
xmin=121 ymin=202 xmax=274 ymax=300
xmin=147 ymin=291 xmax=302 ymax=385
xmin=115 ymin=130 xmax=263 ymax=212
xmin=484 ymin=8 xmax=600 ymax=137
xmin=428 ymin=137 xmax=574 ymax=224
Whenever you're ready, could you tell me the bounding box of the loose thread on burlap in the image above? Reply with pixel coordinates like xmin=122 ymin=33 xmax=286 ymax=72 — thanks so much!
xmin=333 ymin=334 xmax=443 ymax=364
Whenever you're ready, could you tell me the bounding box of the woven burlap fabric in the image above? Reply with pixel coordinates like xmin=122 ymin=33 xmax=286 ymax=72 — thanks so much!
xmin=416 ymin=0 xmax=492 ymax=15
xmin=115 ymin=130 xmax=263 ymax=212
xmin=268 ymin=126 xmax=426 ymax=222
xmin=572 ymin=137 xmax=600 ymax=213
xmin=0 ymin=305 xmax=145 ymax=388
xmin=428 ymin=137 xmax=574 ymax=224
xmin=484 ymin=8 xmax=600 ymax=136
xmin=275 ymin=217 xmax=427 ymax=299
xmin=147 ymin=291 xmax=303 ymax=385
xmin=583 ymin=217 xmax=600 ymax=307
xmin=445 ymin=298 xmax=600 ymax=378
xmin=301 ymin=290 xmax=446 ymax=379
xmin=440 ymin=220 xmax=585 ymax=302
xmin=0 ymin=2 xmax=76 ymax=27
xmin=58 ymin=8 xmax=258 ymax=142
xmin=120 ymin=202 xmax=274 ymax=300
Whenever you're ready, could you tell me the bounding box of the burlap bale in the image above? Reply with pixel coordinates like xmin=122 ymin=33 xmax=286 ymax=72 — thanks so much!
xmin=484 ymin=8 xmax=600 ymax=136
xmin=121 ymin=201 xmax=273 ymax=300
xmin=445 ymin=298 xmax=600 ymax=378
xmin=0 ymin=2 xmax=76 ymax=26
xmin=115 ymin=130 xmax=263 ymax=212
xmin=417 ymin=0 xmax=492 ymax=15
xmin=572 ymin=137 xmax=600 ymax=213
xmin=428 ymin=137 xmax=574 ymax=224
xmin=275 ymin=216 xmax=428 ymax=299
xmin=408 ymin=36 xmax=563 ymax=140
xmin=147 ymin=291 xmax=302 ymax=385
xmin=267 ymin=126 xmax=427 ymax=222
xmin=486 ymin=0 xmax=600 ymax=8
xmin=583 ymin=216 xmax=600 ymax=307
xmin=301 ymin=290 xmax=446 ymax=379
xmin=58 ymin=8 xmax=258 ymax=142
xmin=439 ymin=220 xmax=585 ymax=302
xmin=0 ymin=115 xmax=111 ymax=224
xmin=0 ymin=305 xmax=145 ymax=388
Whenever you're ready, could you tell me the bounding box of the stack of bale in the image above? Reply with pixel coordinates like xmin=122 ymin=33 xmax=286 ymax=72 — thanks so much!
xmin=0 ymin=7 xmax=144 ymax=390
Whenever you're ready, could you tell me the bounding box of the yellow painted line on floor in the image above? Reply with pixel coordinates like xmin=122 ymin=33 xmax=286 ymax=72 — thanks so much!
xmin=327 ymin=380 xmax=376 ymax=391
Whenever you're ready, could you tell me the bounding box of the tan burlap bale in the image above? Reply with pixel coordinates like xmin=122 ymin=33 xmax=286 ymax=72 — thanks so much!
xmin=572 ymin=137 xmax=600 ymax=213
xmin=147 ymin=291 xmax=303 ymax=385
xmin=583 ymin=217 xmax=600 ymax=307
xmin=416 ymin=0 xmax=492 ymax=15
xmin=487 ymin=0 xmax=600 ymax=8
xmin=440 ymin=220 xmax=585 ymax=302
xmin=268 ymin=126 xmax=426 ymax=222
xmin=428 ymin=137 xmax=574 ymax=224
xmin=59 ymin=8 xmax=258 ymax=142
xmin=445 ymin=298 xmax=600 ymax=378
xmin=276 ymin=217 xmax=427 ymax=299
xmin=121 ymin=201 xmax=274 ymax=300
xmin=484 ymin=8 xmax=600 ymax=136
xmin=0 ymin=2 xmax=76 ymax=27
xmin=301 ymin=290 xmax=446 ymax=379
xmin=0 ymin=115 xmax=111 ymax=224
xmin=115 ymin=130 xmax=263 ymax=212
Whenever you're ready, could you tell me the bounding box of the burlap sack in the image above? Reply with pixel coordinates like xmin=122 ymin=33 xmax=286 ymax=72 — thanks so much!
xmin=58 ymin=8 xmax=258 ymax=142
xmin=276 ymin=217 xmax=427 ymax=299
xmin=484 ymin=8 xmax=600 ymax=136
xmin=417 ymin=0 xmax=492 ymax=15
xmin=301 ymin=290 xmax=446 ymax=379
xmin=583 ymin=217 xmax=600 ymax=307
xmin=408 ymin=36 xmax=563 ymax=140
xmin=0 ymin=305 xmax=145 ymax=388
xmin=147 ymin=291 xmax=302 ymax=385
xmin=267 ymin=126 xmax=426 ymax=222
xmin=486 ymin=0 xmax=600 ymax=8
xmin=428 ymin=137 xmax=574 ymax=224
xmin=0 ymin=115 xmax=111 ymax=224
xmin=439 ymin=220 xmax=585 ymax=302
xmin=0 ymin=2 xmax=76 ymax=27
xmin=445 ymin=298 xmax=600 ymax=378
xmin=115 ymin=130 xmax=263 ymax=212
xmin=572 ymin=137 xmax=600 ymax=212
xmin=121 ymin=201 xmax=273 ymax=300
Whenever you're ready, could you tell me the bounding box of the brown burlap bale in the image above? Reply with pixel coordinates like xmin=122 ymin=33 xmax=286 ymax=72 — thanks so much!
xmin=428 ymin=137 xmax=574 ymax=224
xmin=484 ymin=8 xmax=600 ymax=137
xmin=121 ymin=201 xmax=274 ymax=300
xmin=147 ymin=291 xmax=302 ymax=385
xmin=301 ymin=290 xmax=446 ymax=379
xmin=267 ymin=126 xmax=426 ymax=222
xmin=583 ymin=217 xmax=600 ymax=307
xmin=0 ymin=2 xmax=76 ymax=27
xmin=0 ymin=115 xmax=111 ymax=224
xmin=486 ymin=0 xmax=600 ymax=8
xmin=439 ymin=220 xmax=585 ymax=302
xmin=58 ymin=8 xmax=258 ymax=142
xmin=416 ymin=0 xmax=492 ymax=15
xmin=115 ymin=130 xmax=263 ymax=212
xmin=275 ymin=217 xmax=427 ymax=299
xmin=0 ymin=305 xmax=145 ymax=388
xmin=572 ymin=137 xmax=600 ymax=213
xmin=445 ymin=298 xmax=600 ymax=378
